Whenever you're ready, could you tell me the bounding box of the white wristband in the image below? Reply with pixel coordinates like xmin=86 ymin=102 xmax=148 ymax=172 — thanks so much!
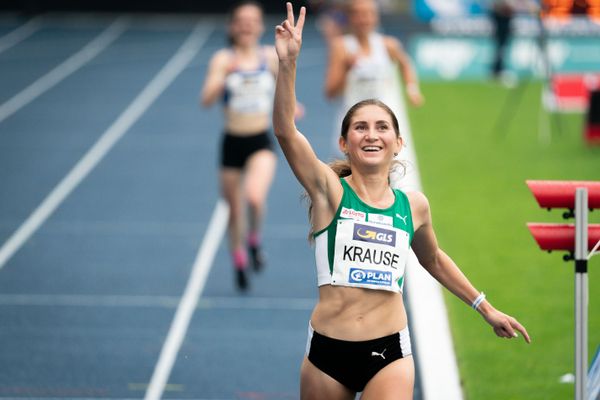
xmin=471 ymin=292 xmax=486 ymax=310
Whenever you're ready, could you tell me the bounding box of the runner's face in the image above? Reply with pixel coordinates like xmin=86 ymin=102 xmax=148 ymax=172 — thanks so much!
xmin=348 ymin=0 xmax=379 ymax=36
xmin=229 ymin=5 xmax=264 ymax=47
xmin=342 ymin=105 xmax=401 ymax=167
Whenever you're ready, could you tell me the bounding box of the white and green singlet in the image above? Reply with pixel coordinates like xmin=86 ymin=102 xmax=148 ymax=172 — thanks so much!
xmin=314 ymin=178 xmax=414 ymax=293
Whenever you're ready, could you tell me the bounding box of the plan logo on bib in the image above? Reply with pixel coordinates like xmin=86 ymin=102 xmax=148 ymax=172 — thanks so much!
xmin=349 ymin=268 xmax=393 ymax=287
xmin=353 ymin=223 xmax=396 ymax=247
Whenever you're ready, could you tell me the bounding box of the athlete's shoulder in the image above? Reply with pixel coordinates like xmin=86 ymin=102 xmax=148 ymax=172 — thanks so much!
xmin=210 ymin=49 xmax=239 ymax=79
xmin=405 ymin=191 xmax=430 ymax=213
xmin=330 ymin=35 xmax=350 ymax=52
xmin=405 ymin=191 xmax=431 ymax=231
xmin=383 ymin=35 xmax=404 ymax=53
xmin=209 ymin=48 xmax=234 ymax=68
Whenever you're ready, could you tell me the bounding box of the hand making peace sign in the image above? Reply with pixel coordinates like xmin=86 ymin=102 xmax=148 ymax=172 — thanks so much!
xmin=275 ymin=2 xmax=306 ymax=62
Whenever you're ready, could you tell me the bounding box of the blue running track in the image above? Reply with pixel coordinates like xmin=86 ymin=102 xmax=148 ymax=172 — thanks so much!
xmin=0 ymin=13 xmax=422 ymax=399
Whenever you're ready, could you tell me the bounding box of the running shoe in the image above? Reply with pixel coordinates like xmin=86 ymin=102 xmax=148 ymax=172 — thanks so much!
xmin=236 ymin=269 xmax=249 ymax=291
xmin=249 ymin=245 xmax=265 ymax=272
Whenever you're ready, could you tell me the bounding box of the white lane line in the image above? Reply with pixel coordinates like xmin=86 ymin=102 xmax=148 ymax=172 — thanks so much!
xmin=144 ymin=199 xmax=229 ymax=400
xmin=0 ymin=16 xmax=128 ymax=124
xmin=0 ymin=21 xmax=214 ymax=271
xmin=0 ymin=16 xmax=42 ymax=55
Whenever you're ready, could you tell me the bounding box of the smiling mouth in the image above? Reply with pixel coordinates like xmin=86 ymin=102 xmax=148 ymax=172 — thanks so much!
xmin=362 ymin=146 xmax=382 ymax=152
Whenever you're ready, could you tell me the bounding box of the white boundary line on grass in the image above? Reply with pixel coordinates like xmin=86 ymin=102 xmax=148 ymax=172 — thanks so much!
xmin=0 ymin=21 xmax=214 ymax=270
xmin=0 ymin=16 xmax=43 ymax=55
xmin=0 ymin=16 xmax=129 ymax=124
xmin=392 ymin=92 xmax=464 ymax=399
xmin=144 ymin=199 xmax=229 ymax=400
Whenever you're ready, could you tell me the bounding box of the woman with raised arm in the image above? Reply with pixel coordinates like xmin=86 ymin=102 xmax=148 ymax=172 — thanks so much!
xmin=201 ymin=1 xmax=278 ymax=291
xmin=274 ymin=3 xmax=530 ymax=399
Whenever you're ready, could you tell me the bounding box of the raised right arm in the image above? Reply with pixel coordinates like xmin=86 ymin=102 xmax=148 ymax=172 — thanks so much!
xmin=273 ymin=3 xmax=337 ymax=199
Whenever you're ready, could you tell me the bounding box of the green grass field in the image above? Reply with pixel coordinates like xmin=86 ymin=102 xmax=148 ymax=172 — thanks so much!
xmin=408 ymin=81 xmax=600 ymax=399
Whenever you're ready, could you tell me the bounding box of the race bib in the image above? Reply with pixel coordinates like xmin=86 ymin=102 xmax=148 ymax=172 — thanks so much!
xmin=331 ymin=219 xmax=409 ymax=292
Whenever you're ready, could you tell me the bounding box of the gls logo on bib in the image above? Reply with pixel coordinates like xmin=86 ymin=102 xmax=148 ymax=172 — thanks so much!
xmin=349 ymin=268 xmax=392 ymax=286
xmin=353 ymin=223 xmax=396 ymax=246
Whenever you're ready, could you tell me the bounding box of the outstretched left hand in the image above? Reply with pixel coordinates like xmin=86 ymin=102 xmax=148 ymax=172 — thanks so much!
xmin=481 ymin=306 xmax=531 ymax=344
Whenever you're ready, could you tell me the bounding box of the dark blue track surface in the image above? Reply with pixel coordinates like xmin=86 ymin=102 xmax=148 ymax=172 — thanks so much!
xmin=0 ymin=13 xmax=421 ymax=399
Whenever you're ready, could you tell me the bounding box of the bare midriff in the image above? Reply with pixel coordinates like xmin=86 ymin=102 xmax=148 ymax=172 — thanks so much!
xmin=225 ymin=109 xmax=270 ymax=135
xmin=310 ymin=284 xmax=407 ymax=341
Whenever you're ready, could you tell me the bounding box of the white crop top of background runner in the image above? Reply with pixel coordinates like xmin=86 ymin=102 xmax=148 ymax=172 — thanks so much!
xmin=342 ymin=32 xmax=402 ymax=112
xmin=223 ymin=48 xmax=275 ymax=115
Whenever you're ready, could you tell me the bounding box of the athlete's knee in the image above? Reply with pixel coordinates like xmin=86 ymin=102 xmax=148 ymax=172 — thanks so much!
xmin=227 ymin=201 xmax=244 ymax=222
xmin=246 ymin=191 xmax=266 ymax=212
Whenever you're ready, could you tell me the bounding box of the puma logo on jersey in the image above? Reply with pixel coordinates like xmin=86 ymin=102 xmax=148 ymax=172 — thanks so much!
xmin=396 ymin=214 xmax=408 ymax=224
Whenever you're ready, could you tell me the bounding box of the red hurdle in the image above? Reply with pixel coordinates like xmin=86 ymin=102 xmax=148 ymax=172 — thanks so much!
xmin=526 ymin=180 xmax=599 ymax=400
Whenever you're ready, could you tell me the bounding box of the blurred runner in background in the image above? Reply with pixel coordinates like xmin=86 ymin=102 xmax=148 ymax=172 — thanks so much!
xmin=201 ymin=1 xmax=278 ymax=291
xmin=323 ymin=0 xmax=424 ymax=189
